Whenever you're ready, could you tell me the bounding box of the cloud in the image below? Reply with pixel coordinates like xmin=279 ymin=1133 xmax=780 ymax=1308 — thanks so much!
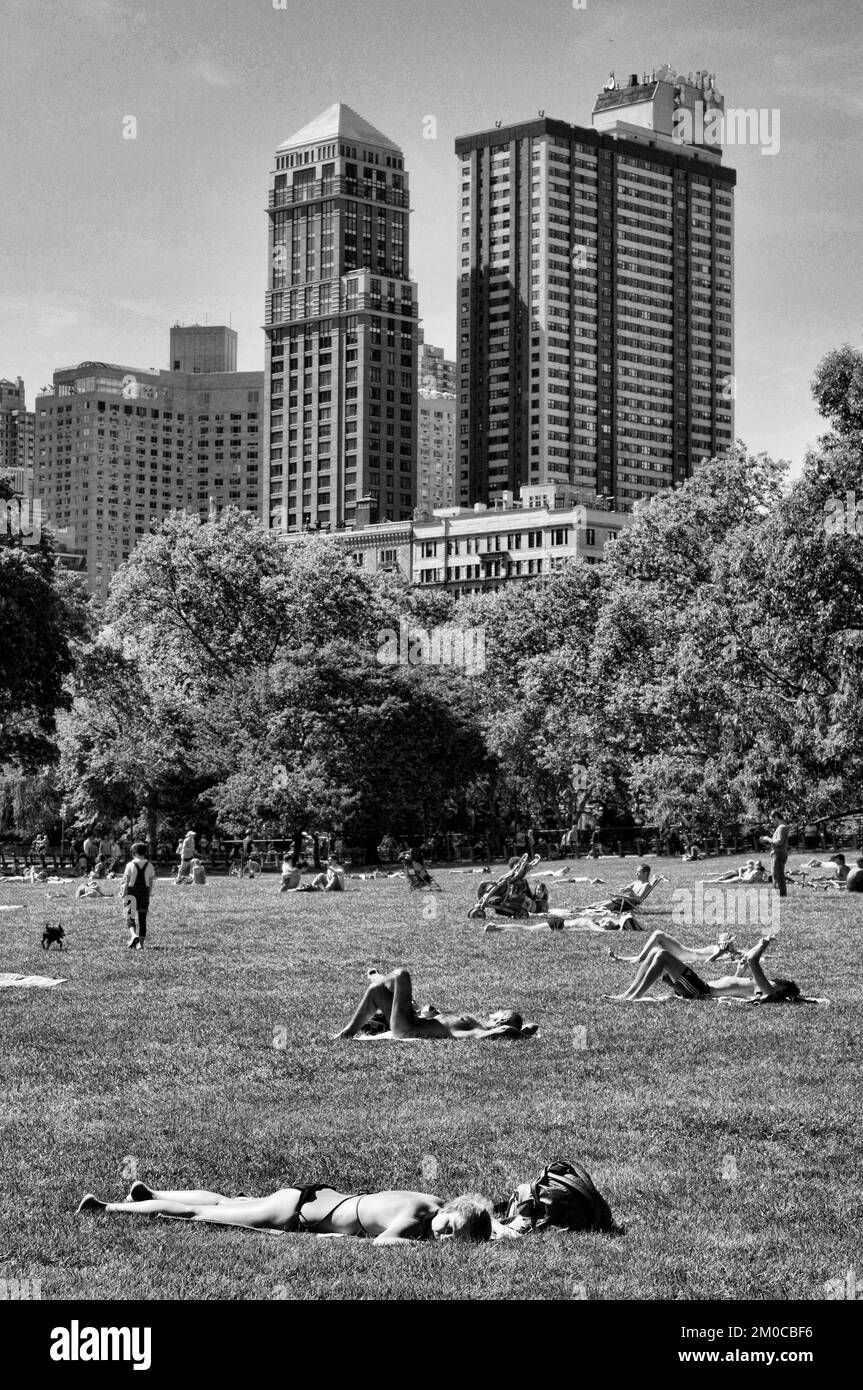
xmin=190 ymin=56 xmax=241 ymax=89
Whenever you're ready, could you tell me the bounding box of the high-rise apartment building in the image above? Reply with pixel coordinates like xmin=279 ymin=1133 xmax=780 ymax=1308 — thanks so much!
xmin=36 ymin=340 xmax=263 ymax=595
xmin=170 ymin=324 xmax=238 ymax=374
xmin=418 ymin=336 xmax=457 ymax=394
xmin=455 ymin=66 xmax=735 ymax=509
xmin=264 ymin=103 xmax=418 ymax=532
xmin=418 ymin=390 xmax=457 ymax=513
xmin=0 ymin=377 xmax=35 ymax=495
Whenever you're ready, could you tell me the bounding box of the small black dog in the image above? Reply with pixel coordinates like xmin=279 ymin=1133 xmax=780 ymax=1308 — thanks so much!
xmin=41 ymin=921 xmax=65 ymax=952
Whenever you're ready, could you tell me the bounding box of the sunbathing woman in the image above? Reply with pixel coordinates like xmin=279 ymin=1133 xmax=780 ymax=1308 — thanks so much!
xmin=607 ymin=936 xmax=803 ymax=1004
xmin=334 ymin=967 xmax=538 ymax=1040
xmin=77 ymin=1181 xmax=500 ymax=1244
xmin=702 ymin=860 xmax=769 ymax=884
xmin=608 ymin=929 xmax=742 ymax=966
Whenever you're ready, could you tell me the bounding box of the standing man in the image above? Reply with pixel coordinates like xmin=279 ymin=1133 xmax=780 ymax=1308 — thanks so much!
xmin=761 ymin=810 xmax=790 ymax=898
xmin=179 ymin=826 xmax=197 ymax=879
xmin=121 ymin=842 xmax=156 ymax=950
xmin=83 ymin=831 xmax=98 ymax=872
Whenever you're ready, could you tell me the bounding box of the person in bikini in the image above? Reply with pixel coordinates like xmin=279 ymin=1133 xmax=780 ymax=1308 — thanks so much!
xmin=607 ymin=929 xmax=742 ymax=967
xmin=607 ymin=935 xmax=803 ymax=1004
xmin=76 ymin=1180 xmax=505 ymax=1244
xmin=702 ymin=860 xmax=769 ymax=884
xmin=334 ymin=967 xmax=538 ymax=1040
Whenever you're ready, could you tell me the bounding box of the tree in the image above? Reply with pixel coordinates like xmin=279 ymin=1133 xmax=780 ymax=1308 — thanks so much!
xmin=811 ymin=343 xmax=863 ymax=437
xmin=0 ymin=478 xmax=87 ymax=769
xmin=58 ymin=639 xmax=206 ymax=853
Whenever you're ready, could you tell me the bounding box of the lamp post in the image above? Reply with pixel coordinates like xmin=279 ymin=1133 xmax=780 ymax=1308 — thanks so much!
xmin=59 ymin=803 xmax=67 ymax=860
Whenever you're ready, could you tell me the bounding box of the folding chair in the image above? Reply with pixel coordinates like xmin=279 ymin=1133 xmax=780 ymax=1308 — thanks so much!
xmin=400 ymin=856 xmax=443 ymax=892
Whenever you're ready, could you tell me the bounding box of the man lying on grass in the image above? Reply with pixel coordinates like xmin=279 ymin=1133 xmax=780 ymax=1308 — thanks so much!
xmin=606 ymin=935 xmax=810 ymax=1005
xmin=77 ymin=1181 xmax=510 ymax=1243
xmin=334 ymin=966 xmax=538 ymax=1040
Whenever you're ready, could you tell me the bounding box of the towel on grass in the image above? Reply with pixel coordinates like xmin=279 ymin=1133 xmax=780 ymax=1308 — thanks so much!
xmin=0 ymin=973 xmax=67 ymax=989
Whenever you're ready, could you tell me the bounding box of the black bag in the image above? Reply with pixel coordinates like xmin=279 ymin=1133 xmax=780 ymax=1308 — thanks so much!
xmin=499 ymin=1160 xmax=615 ymax=1233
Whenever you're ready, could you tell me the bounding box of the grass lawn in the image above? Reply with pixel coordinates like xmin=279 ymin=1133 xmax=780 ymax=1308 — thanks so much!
xmin=1 ymin=857 xmax=861 ymax=1301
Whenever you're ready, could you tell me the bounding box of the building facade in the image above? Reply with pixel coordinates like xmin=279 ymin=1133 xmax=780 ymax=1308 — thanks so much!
xmin=170 ymin=324 xmax=238 ymax=374
xmin=36 ymin=346 xmax=263 ymax=596
xmin=264 ymin=103 xmax=418 ymax=534
xmin=287 ymin=483 xmax=630 ymax=598
xmin=0 ymin=377 xmax=35 ymax=495
xmin=418 ymin=390 xmax=457 ymax=513
xmin=454 ymin=66 xmax=735 ymax=510
xmin=418 ymin=337 xmax=457 ymax=394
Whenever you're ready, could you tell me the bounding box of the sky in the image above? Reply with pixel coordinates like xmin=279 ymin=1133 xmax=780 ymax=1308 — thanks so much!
xmin=1 ymin=0 xmax=861 ymax=470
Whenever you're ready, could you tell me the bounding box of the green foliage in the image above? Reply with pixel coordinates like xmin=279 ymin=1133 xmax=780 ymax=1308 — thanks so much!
xmin=0 ymin=506 xmax=87 ymax=770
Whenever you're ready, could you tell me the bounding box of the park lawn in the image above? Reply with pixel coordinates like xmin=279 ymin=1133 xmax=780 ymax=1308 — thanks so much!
xmin=0 ymin=858 xmax=860 ymax=1301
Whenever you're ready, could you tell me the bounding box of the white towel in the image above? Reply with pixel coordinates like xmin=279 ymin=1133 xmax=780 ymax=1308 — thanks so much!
xmin=0 ymin=973 xmax=66 ymax=989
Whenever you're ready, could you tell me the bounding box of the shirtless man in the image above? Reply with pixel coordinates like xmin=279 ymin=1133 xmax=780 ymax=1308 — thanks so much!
xmin=334 ymin=967 xmax=538 ymax=1040
xmin=76 ymin=1180 xmax=505 ymax=1244
xmin=590 ymin=864 xmax=664 ymax=913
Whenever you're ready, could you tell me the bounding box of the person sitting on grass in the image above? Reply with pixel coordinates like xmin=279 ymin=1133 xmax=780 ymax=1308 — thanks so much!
xmin=191 ymin=858 xmax=207 ymax=886
xmin=793 ymin=853 xmax=849 ymax=888
xmin=702 ymin=859 xmax=769 ymax=884
xmin=279 ymin=855 xmax=301 ymax=892
xmin=845 ymin=858 xmax=863 ymax=893
xmin=287 ymin=858 xmax=346 ymax=892
xmin=76 ymin=1179 xmax=509 ymax=1244
xmin=334 ymin=967 xmax=538 ymax=1041
xmin=606 ymin=935 xmax=807 ymax=1005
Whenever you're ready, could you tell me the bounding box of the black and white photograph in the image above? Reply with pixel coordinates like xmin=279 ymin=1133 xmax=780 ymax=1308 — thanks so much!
xmin=1 ymin=0 xmax=861 ymax=1359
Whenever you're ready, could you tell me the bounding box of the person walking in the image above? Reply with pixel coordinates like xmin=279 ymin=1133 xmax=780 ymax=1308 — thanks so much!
xmin=121 ymin=842 xmax=156 ymax=950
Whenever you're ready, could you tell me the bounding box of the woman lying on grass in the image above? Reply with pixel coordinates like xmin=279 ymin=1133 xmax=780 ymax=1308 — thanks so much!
xmin=334 ymin=967 xmax=538 ymax=1040
xmin=77 ymin=1181 xmax=507 ymax=1244
xmin=606 ymin=936 xmax=810 ymax=1004
xmin=608 ymin=929 xmax=742 ymax=967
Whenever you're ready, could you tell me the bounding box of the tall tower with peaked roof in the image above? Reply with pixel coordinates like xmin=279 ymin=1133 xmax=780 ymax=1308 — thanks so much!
xmin=263 ymin=103 xmax=418 ymax=533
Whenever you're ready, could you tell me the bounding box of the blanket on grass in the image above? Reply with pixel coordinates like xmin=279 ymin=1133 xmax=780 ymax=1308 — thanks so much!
xmin=0 ymin=973 xmax=66 ymax=989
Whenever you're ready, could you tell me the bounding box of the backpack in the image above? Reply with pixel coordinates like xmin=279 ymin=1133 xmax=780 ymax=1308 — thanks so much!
xmin=497 ymin=1160 xmax=615 ymax=1234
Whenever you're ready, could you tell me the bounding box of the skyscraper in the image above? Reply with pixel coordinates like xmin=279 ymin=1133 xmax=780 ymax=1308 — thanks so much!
xmin=0 ymin=376 xmax=35 ymax=495
xmin=417 ymin=390 xmax=457 ymax=513
xmin=36 ymin=338 xmax=263 ymax=596
xmin=455 ymin=67 xmax=735 ymax=510
xmin=264 ymin=103 xmax=418 ymax=532
xmin=416 ymin=339 xmax=457 ymax=513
